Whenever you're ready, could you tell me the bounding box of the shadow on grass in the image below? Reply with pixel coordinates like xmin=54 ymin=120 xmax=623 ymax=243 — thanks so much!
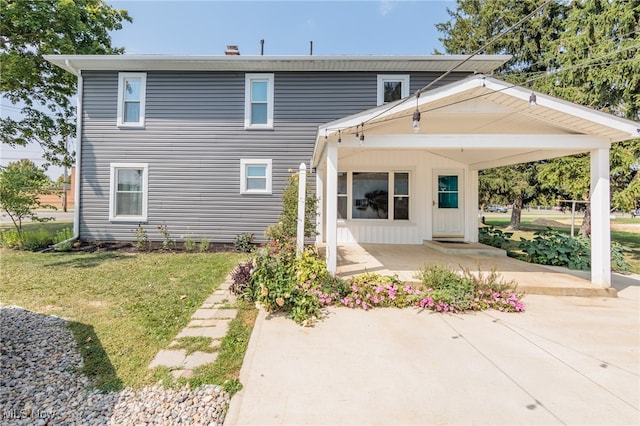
xmin=44 ymin=252 xmax=129 ymax=269
xmin=68 ymin=321 xmax=123 ymax=391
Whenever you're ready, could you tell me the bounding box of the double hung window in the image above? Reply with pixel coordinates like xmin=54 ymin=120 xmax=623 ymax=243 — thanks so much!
xmin=117 ymin=73 xmax=147 ymax=128
xmin=109 ymin=163 xmax=148 ymax=221
xmin=240 ymin=159 xmax=272 ymax=194
xmin=245 ymin=73 xmax=274 ymax=129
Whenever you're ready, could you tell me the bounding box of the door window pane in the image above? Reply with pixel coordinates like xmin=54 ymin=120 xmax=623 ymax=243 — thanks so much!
xmin=438 ymin=175 xmax=458 ymax=209
xmin=352 ymin=172 xmax=388 ymax=219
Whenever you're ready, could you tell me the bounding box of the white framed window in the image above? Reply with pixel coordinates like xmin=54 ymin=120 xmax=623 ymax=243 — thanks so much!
xmin=117 ymin=72 xmax=147 ymax=128
xmin=109 ymin=163 xmax=149 ymax=221
xmin=338 ymin=171 xmax=410 ymax=221
xmin=377 ymin=74 xmax=410 ymax=105
xmin=240 ymin=159 xmax=272 ymax=194
xmin=244 ymin=73 xmax=274 ymax=129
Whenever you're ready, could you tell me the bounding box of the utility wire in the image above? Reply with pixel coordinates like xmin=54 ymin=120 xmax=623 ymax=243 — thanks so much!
xmin=353 ymin=0 xmax=555 ymax=130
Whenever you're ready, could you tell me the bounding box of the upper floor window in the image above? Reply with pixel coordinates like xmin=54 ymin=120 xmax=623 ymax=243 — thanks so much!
xmin=117 ymin=73 xmax=147 ymax=128
xmin=245 ymin=73 xmax=274 ymax=129
xmin=377 ymin=75 xmax=410 ymax=105
xmin=109 ymin=163 xmax=149 ymax=221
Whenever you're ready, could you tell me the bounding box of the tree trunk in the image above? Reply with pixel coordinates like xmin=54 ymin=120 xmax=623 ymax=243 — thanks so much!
xmin=580 ymin=203 xmax=591 ymax=237
xmin=507 ymin=192 xmax=523 ymax=230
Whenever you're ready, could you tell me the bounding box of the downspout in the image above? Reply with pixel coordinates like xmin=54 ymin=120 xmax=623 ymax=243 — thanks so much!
xmin=54 ymin=60 xmax=82 ymax=248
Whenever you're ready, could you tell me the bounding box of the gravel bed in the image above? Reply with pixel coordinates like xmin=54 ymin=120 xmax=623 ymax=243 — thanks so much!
xmin=0 ymin=306 xmax=229 ymax=425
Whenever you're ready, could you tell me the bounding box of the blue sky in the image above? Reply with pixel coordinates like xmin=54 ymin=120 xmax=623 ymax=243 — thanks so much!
xmin=2 ymin=0 xmax=455 ymax=177
xmin=109 ymin=0 xmax=454 ymax=56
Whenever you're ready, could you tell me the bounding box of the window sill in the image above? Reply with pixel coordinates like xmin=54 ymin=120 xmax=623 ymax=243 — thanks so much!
xmin=117 ymin=123 xmax=145 ymax=130
xmin=240 ymin=191 xmax=272 ymax=195
xmin=244 ymin=125 xmax=274 ymax=131
xmin=109 ymin=216 xmax=148 ymax=222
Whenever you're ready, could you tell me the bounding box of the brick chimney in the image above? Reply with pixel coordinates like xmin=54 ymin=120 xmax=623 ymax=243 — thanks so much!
xmin=224 ymin=45 xmax=240 ymax=56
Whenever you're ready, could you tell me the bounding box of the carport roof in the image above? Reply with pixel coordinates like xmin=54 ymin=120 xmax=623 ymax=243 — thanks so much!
xmin=313 ymin=74 xmax=640 ymax=168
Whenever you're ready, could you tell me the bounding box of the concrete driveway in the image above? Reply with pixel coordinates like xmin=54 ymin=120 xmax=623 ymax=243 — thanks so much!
xmin=225 ymin=283 xmax=639 ymax=425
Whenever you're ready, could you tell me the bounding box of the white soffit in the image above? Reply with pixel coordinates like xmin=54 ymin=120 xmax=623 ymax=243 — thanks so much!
xmin=44 ymin=54 xmax=511 ymax=75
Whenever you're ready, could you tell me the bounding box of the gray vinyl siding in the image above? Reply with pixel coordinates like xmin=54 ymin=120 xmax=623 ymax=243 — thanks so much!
xmin=79 ymin=70 xmax=470 ymax=243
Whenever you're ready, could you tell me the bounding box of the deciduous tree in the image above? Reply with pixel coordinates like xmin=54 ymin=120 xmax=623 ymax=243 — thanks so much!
xmin=0 ymin=159 xmax=54 ymax=233
xmin=0 ymin=0 xmax=131 ymax=167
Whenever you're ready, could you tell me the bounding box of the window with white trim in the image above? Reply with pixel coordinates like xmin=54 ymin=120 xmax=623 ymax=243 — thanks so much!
xmin=117 ymin=73 xmax=147 ymax=128
xmin=109 ymin=163 xmax=149 ymax=221
xmin=244 ymin=73 xmax=274 ymax=129
xmin=377 ymin=74 xmax=410 ymax=105
xmin=240 ymin=159 xmax=272 ymax=194
xmin=338 ymin=171 xmax=409 ymax=221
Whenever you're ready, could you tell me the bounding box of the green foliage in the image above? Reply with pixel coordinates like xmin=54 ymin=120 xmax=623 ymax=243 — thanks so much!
xmin=183 ymin=235 xmax=197 ymax=252
xmin=0 ymin=159 xmax=55 ymax=233
xmin=171 ymin=337 xmax=216 ymax=355
xmin=234 ymin=232 xmax=254 ymax=253
xmin=265 ymin=171 xmax=318 ymax=242
xmin=53 ymin=227 xmax=74 ymax=251
xmin=415 ymin=265 xmax=476 ymax=310
xmin=0 ymin=226 xmax=68 ymax=251
xmin=518 ymin=228 xmax=632 ymax=272
xmin=134 ymin=224 xmax=149 ymax=251
xmin=478 ymin=226 xmax=513 ymax=249
xmin=518 ymin=228 xmax=590 ymax=270
xmin=611 ymin=242 xmax=631 ymax=273
xmin=0 ymin=0 xmax=132 ymax=167
xmin=230 ymin=261 xmax=254 ymax=301
xmin=198 ymin=239 xmax=210 ymax=252
xmin=157 ymin=223 xmax=175 ymax=251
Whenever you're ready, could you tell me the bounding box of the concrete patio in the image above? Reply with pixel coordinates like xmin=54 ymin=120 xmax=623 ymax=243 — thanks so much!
xmin=332 ymin=243 xmax=620 ymax=297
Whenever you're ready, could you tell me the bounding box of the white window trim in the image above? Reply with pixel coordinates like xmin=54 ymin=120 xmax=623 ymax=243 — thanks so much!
xmin=244 ymin=73 xmax=274 ymax=129
xmin=338 ymin=170 xmax=411 ymax=221
xmin=240 ymin=159 xmax=272 ymax=194
xmin=109 ymin=163 xmax=149 ymax=221
xmin=117 ymin=72 xmax=147 ymax=128
xmin=377 ymin=74 xmax=410 ymax=105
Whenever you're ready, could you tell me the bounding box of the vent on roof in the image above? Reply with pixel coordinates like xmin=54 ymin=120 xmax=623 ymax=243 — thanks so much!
xmin=225 ymin=45 xmax=240 ymax=56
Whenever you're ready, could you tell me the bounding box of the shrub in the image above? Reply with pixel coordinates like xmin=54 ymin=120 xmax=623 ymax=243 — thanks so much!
xmin=20 ymin=228 xmax=55 ymax=251
xmin=198 ymin=239 xmax=210 ymax=252
xmin=134 ymin=224 xmax=149 ymax=251
xmin=518 ymin=228 xmax=590 ymax=270
xmin=1 ymin=228 xmax=23 ymax=249
xmin=158 ymin=223 xmax=175 ymax=251
xmin=230 ymin=261 xmax=255 ymax=301
xmin=339 ymin=273 xmax=421 ymax=310
xmin=184 ymin=235 xmax=197 ymax=252
xmin=479 ymin=226 xmax=513 ymax=249
xmin=53 ymin=228 xmax=74 ymax=252
xmin=611 ymin=242 xmax=631 ymax=272
xmin=234 ymin=233 xmax=254 ymax=253
xmin=264 ymin=171 xmax=318 ymax=243
xmin=415 ymin=265 xmax=476 ymax=311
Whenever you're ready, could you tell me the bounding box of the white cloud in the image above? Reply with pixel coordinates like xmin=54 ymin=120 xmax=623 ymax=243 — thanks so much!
xmin=379 ymin=0 xmax=394 ymax=16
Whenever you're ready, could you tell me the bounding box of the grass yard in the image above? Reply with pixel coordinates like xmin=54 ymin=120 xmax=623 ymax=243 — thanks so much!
xmin=0 ymin=247 xmax=248 ymax=391
xmin=483 ymin=214 xmax=640 ymax=274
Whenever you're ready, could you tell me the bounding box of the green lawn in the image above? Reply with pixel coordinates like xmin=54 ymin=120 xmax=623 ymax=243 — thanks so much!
xmin=483 ymin=215 xmax=640 ymax=274
xmin=0 ymin=247 xmax=247 ymax=391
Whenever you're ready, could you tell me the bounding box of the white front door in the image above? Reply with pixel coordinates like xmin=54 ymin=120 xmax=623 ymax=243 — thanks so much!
xmin=432 ymin=170 xmax=465 ymax=239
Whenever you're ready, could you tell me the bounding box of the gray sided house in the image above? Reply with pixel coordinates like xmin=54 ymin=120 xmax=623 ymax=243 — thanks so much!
xmin=45 ymin=54 xmax=509 ymax=243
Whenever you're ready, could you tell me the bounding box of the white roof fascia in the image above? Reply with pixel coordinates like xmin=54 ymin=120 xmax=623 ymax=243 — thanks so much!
xmin=483 ymin=76 xmax=640 ymax=141
xmin=43 ymin=54 xmax=512 ymax=75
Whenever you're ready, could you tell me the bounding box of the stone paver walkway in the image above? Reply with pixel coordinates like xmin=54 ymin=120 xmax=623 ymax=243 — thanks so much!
xmin=149 ymin=277 xmax=238 ymax=379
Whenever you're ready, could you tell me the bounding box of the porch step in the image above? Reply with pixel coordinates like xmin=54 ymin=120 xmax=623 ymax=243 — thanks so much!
xmin=423 ymin=240 xmax=506 ymax=256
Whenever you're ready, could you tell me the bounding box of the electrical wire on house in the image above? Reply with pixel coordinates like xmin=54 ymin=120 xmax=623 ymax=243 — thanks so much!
xmin=323 ymin=45 xmax=640 ymax=136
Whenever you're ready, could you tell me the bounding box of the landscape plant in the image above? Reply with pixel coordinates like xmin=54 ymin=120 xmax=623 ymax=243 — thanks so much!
xmin=0 ymin=159 xmax=55 ymax=234
xmin=479 ymin=225 xmax=513 ymax=249
xmin=134 ymin=224 xmax=149 ymax=251
xmin=234 ymin=232 xmax=254 ymax=253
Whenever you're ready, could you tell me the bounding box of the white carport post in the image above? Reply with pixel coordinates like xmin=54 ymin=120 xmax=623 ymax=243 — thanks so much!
xmin=325 ymin=140 xmax=338 ymax=274
xmin=315 ymin=167 xmax=324 ymax=245
xmin=590 ymin=148 xmax=611 ymax=287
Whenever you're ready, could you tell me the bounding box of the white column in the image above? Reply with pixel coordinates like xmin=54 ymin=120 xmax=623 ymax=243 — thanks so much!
xmin=326 ymin=141 xmax=338 ymax=274
xmin=590 ymin=148 xmax=611 ymax=287
xmin=296 ymin=163 xmax=306 ymax=257
xmin=315 ymin=167 xmax=324 ymax=245
xmin=467 ymin=169 xmax=479 ymax=243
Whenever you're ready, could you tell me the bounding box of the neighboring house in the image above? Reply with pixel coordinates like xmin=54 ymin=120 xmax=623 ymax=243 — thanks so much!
xmin=38 ymin=167 xmax=75 ymax=211
xmin=45 ymin=51 xmax=639 ymax=288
